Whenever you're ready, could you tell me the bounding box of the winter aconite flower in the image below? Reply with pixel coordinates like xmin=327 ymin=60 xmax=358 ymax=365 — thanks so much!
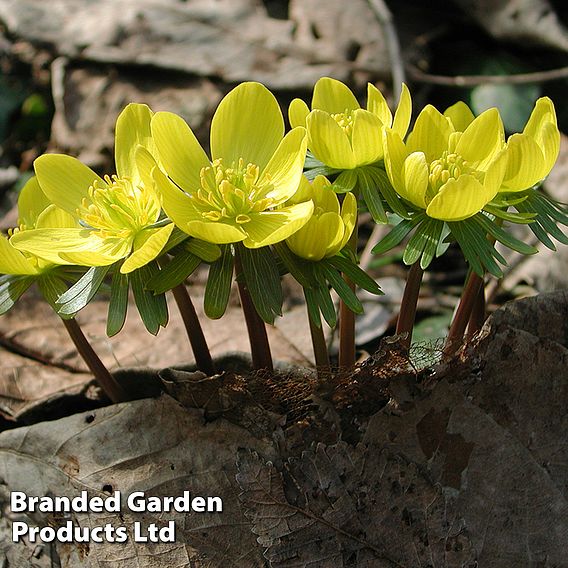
xmin=285 ymin=175 xmax=356 ymax=261
xmin=147 ymin=82 xmax=313 ymax=248
xmin=289 ymin=77 xmax=411 ymax=170
xmin=383 ymin=103 xmax=509 ymax=221
xmin=11 ymin=104 xmax=173 ymax=274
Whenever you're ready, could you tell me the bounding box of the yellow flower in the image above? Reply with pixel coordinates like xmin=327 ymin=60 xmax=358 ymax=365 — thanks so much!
xmin=383 ymin=103 xmax=509 ymax=221
xmin=11 ymin=104 xmax=174 ymax=274
xmin=0 ymin=176 xmax=77 ymax=276
xmin=501 ymin=97 xmax=560 ymax=191
xmin=285 ymin=175 xmax=357 ymax=261
xmin=147 ymin=82 xmax=313 ymax=248
xmin=289 ymin=77 xmax=411 ymax=170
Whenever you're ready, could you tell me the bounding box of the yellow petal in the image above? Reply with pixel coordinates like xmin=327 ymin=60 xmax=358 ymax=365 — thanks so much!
xmin=259 ymin=127 xmax=307 ymax=204
xmin=482 ymin=149 xmax=508 ymax=200
xmin=312 ymin=175 xmax=339 ymax=214
xmin=383 ymin=128 xmax=408 ymax=197
xmin=152 ymin=166 xmax=203 ymax=232
xmin=34 ymin=154 xmax=103 ymax=216
xmin=17 ymin=177 xmax=51 ymax=228
xmin=426 ymin=175 xmax=491 ymax=221
xmin=10 ymin=228 xmax=129 ymax=266
xmin=351 ymin=109 xmax=384 ymax=165
xmin=289 ymin=98 xmax=310 ymax=128
xmin=287 ymin=212 xmax=342 ymax=261
xmin=243 ymin=201 xmax=314 ymax=248
xmin=35 ymin=204 xmax=78 ymax=229
xmin=455 ymin=107 xmax=504 ymax=169
xmin=307 ymin=109 xmax=356 ymax=169
xmin=151 ymin=111 xmax=210 ymax=191
xmin=120 ymin=224 xmax=174 ymax=273
xmin=402 ymin=152 xmax=429 ymax=209
xmin=523 ymin=97 xmax=557 ymax=141
xmin=444 ymin=101 xmax=475 ymax=132
xmin=406 ymin=105 xmax=453 ymax=163
xmin=312 ymin=77 xmax=360 ymax=113
xmin=211 ymin=82 xmax=284 ymax=170
xmin=115 ymin=103 xmax=155 ymax=183
xmin=185 ymin=220 xmax=247 ymax=244
xmin=501 ymin=133 xmax=546 ymax=191
xmin=0 ymin=235 xmax=38 ymax=275
xmin=366 ymin=83 xmax=391 ymax=126
xmin=392 ymin=83 xmax=412 ymax=138
xmin=337 ymin=191 xmax=357 ymax=251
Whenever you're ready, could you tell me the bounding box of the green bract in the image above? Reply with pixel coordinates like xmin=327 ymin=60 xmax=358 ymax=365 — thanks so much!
xmin=11 ymin=104 xmax=174 ymax=274
xmin=147 ymin=82 xmax=313 ymax=248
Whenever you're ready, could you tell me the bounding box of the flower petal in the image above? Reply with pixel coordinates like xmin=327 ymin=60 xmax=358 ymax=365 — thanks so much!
xmin=366 ymin=83 xmax=391 ymax=126
xmin=152 ymin=165 xmax=203 ymax=232
xmin=383 ymin=128 xmax=409 ymax=197
xmin=0 ymin=236 xmax=38 ymax=275
xmin=35 ymin=204 xmax=78 ymax=229
xmin=482 ymin=148 xmax=508 ymax=200
xmin=115 ymin=103 xmax=155 ymax=182
xmin=337 ymin=191 xmax=357 ymax=251
xmin=289 ymin=98 xmax=310 ymax=128
xmin=243 ymin=201 xmax=314 ymax=248
xmin=351 ymin=109 xmax=384 ymax=164
xmin=312 ymin=175 xmax=339 ymax=214
xmin=392 ymin=83 xmax=412 ymax=138
xmin=312 ymin=77 xmax=360 ymax=113
xmin=455 ymin=107 xmax=505 ymax=169
xmin=17 ymin=177 xmax=51 ymax=228
xmin=151 ymin=111 xmax=210 ymax=191
xmin=287 ymin=212 xmax=342 ymax=261
xmin=406 ymin=105 xmax=453 ymax=163
xmin=120 ymin=224 xmax=174 ymax=274
xmin=523 ymin=97 xmax=557 ymax=141
xmin=501 ymin=133 xmax=546 ymax=191
xmin=10 ymin=228 xmax=129 ymax=266
xmin=259 ymin=127 xmax=307 ymax=204
xmin=307 ymin=109 xmax=356 ymax=169
xmin=185 ymin=220 xmax=247 ymax=244
xmin=402 ymin=151 xmax=429 ymax=209
xmin=426 ymin=175 xmax=490 ymax=221
xmin=34 ymin=154 xmax=103 ymax=216
xmin=444 ymin=101 xmax=475 ymax=133
xmin=211 ymin=82 xmax=284 ymax=170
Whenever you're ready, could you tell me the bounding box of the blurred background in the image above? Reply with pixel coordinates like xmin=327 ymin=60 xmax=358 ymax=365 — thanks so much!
xmin=1 ymin=0 xmax=568 ymax=393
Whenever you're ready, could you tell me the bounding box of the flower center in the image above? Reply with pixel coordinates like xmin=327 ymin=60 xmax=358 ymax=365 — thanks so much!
xmin=78 ymin=175 xmax=160 ymax=239
xmin=427 ymin=151 xmax=477 ymax=200
xmin=331 ymin=110 xmax=354 ymax=139
xmin=193 ymin=158 xmax=275 ymax=224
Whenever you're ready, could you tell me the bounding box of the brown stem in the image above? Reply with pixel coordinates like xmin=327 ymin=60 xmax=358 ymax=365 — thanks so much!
xmin=62 ymin=317 xmax=127 ymax=403
xmin=339 ymin=224 xmax=359 ymax=368
xmin=445 ymin=271 xmax=484 ymax=355
xmin=307 ymin=300 xmax=330 ymax=373
xmin=171 ymin=283 xmax=215 ymax=376
xmin=466 ymin=283 xmax=486 ymax=340
xmin=396 ymin=261 xmax=424 ymax=350
xmin=235 ymin=248 xmax=273 ymax=371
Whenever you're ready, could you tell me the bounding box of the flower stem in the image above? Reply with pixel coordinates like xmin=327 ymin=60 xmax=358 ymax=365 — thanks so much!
xmin=235 ymin=248 xmax=273 ymax=371
xmin=306 ymin=296 xmax=330 ymax=373
xmin=171 ymin=283 xmax=215 ymax=376
xmin=396 ymin=261 xmax=424 ymax=350
xmin=466 ymin=283 xmax=486 ymax=340
xmin=61 ymin=317 xmax=127 ymax=403
xmin=445 ymin=270 xmax=484 ymax=355
xmin=339 ymin=223 xmax=358 ymax=368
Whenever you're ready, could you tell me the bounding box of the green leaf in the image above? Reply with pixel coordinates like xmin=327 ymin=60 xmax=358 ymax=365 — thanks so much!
xmin=367 ymin=166 xmax=411 ymax=219
xmin=331 ymin=169 xmax=358 ymax=193
xmin=185 ymin=239 xmax=222 ymax=263
xmin=403 ymin=218 xmax=437 ymax=266
xmin=358 ymin=168 xmax=387 ymax=223
xmin=273 ymin=241 xmax=315 ymax=289
xmin=483 ymin=203 xmax=535 ymax=224
xmin=303 ymin=166 xmax=341 ymax=181
xmin=107 ymin=271 xmax=129 ymax=337
xmin=37 ymin=274 xmax=69 ymax=314
xmin=314 ymin=283 xmax=337 ymax=328
xmin=57 ymin=266 xmax=110 ymax=315
xmin=130 ymin=262 xmax=168 ymax=335
xmin=237 ymin=245 xmax=283 ymax=325
xmin=317 ymin=263 xmax=363 ymax=315
xmin=474 ymin=214 xmax=538 ymax=255
xmin=146 ymin=251 xmax=201 ymax=294
xmin=327 ymin=255 xmax=382 ymax=295
xmin=372 ymin=216 xmax=422 ymax=255
xmin=304 ymin=287 xmax=322 ymax=328
xmin=420 ymin=219 xmax=444 ymax=269
xmin=204 ymin=245 xmax=234 ymax=319
xmin=0 ymin=275 xmax=33 ymax=315
xmin=162 ymin=226 xmax=190 ymax=254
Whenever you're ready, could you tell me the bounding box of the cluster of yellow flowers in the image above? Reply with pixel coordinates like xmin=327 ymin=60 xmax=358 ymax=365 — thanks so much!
xmin=0 ymin=78 xmax=563 ymax=333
